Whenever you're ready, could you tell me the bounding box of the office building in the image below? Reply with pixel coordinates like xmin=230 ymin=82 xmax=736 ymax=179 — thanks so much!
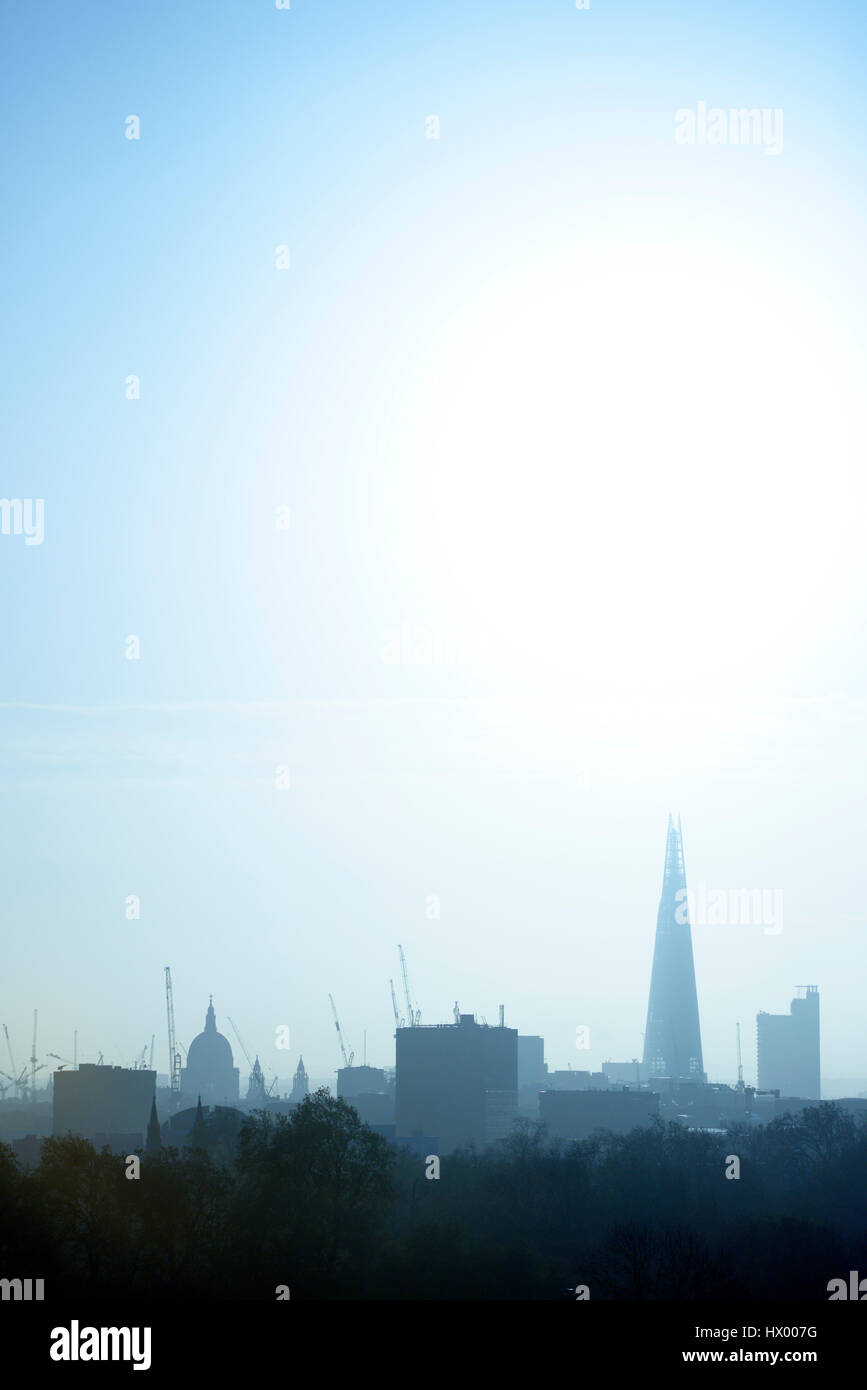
xmin=757 ymin=986 xmax=820 ymax=1099
xmin=643 ymin=816 xmax=706 ymax=1082
xmin=396 ymin=1013 xmax=517 ymax=1154
xmin=540 ymin=1088 xmax=659 ymax=1141
xmin=517 ymin=1036 xmax=546 ymax=1090
xmin=53 ymin=1064 xmax=155 ymax=1150
xmin=337 ymin=1065 xmax=387 ymax=1099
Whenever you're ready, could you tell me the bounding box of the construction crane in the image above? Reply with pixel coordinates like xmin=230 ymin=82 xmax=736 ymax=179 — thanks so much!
xmin=149 ymin=1034 xmax=155 ymax=1070
xmin=398 ymin=944 xmax=421 ymax=1026
xmin=328 ymin=994 xmax=354 ymax=1067
xmin=389 ymin=979 xmax=405 ymax=1030
xmin=1 ymin=1063 xmax=44 ymax=1103
xmin=50 ymin=1041 xmax=78 ymax=1073
xmin=736 ymin=1022 xmax=744 ymax=1092
xmin=226 ymin=1016 xmax=256 ymax=1075
xmin=30 ymin=1010 xmax=38 ymax=1103
xmin=165 ymin=967 xmax=181 ymax=1092
xmin=3 ymin=1025 xmax=19 ymax=1095
xmin=1 ymin=1023 xmax=40 ymax=1102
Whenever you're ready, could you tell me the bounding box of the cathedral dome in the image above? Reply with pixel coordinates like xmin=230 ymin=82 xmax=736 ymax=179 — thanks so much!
xmin=186 ymin=999 xmax=234 ymax=1071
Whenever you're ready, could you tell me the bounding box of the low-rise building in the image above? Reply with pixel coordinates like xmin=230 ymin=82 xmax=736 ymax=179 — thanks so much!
xmin=540 ymin=1088 xmax=659 ymax=1141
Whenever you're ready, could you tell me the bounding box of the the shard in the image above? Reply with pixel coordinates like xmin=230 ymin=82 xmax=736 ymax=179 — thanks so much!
xmin=643 ymin=815 xmax=705 ymax=1081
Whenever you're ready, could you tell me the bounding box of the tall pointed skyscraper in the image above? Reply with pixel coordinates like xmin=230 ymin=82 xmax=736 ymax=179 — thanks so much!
xmin=643 ymin=816 xmax=705 ymax=1082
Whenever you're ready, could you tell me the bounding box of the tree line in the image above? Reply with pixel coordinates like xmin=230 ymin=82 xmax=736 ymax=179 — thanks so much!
xmin=0 ymin=1091 xmax=863 ymax=1299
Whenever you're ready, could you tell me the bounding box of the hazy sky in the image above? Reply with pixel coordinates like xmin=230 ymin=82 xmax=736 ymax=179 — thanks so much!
xmin=2 ymin=1 xmax=866 ymax=1096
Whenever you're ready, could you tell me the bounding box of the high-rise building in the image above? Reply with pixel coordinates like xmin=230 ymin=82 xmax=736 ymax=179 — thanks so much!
xmin=517 ymin=1035 xmax=547 ymax=1117
xmin=643 ymin=816 xmax=706 ymax=1082
xmin=53 ymin=1064 xmax=155 ymax=1150
xmin=517 ymin=1036 xmax=546 ymax=1090
xmin=395 ymin=1013 xmax=517 ymax=1154
xmin=757 ymin=986 xmax=820 ymax=1099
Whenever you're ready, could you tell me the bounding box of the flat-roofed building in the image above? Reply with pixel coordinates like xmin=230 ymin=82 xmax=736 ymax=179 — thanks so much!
xmin=337 ymin=1066 xmax=388 ymax=1099
xmin=396 ymin=1014 xmax=517 ymax=1154
xmin=53 ymin=1065 xmax=155 ymax=1149
xmin=540 ymin=1088 xmax=659 ymax=1141
xmin=757 ymin=987 xmax=820 ymax=1099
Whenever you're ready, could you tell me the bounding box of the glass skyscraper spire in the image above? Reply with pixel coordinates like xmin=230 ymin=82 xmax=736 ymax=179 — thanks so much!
xmin=643 ymin=816 xmax=706 ymax=1082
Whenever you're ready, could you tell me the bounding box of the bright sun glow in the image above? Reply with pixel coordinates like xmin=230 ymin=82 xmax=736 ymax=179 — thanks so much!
xmin=400 ymin=244 xmax=864 ymax=698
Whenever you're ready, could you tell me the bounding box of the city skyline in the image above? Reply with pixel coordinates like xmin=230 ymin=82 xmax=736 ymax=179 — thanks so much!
xmin=3 ymin=0 xmax=867 ymax=1102
xmin=1 ymin=811 xmax=843 ymax=1100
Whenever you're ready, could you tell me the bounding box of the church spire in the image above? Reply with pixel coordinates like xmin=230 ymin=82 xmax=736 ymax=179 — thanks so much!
xmin=246 ymin=1054 xmax=266 ymax=1104
xmin=290 ymin=1054 xmax=309 ymax=1103
xmin=146 ymin=1095 xmax=161 ymax=1155
xmin=190 ymin=1094 xmax=207 ymax=1150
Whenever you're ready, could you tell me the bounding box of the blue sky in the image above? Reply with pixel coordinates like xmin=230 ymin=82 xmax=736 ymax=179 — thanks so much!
xmin=2 ymin=1 xmax=867 ymax=1094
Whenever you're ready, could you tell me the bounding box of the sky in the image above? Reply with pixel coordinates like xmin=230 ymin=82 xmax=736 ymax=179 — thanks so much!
xmin=2 ymin=0 xmax=867 ymax=1096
